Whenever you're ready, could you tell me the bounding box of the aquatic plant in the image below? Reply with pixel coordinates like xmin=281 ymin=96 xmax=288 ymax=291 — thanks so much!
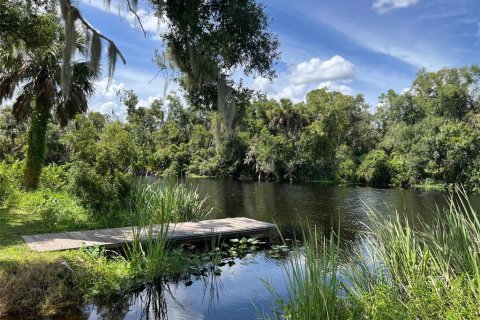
xmin=264 ymin=228 xmax=342 ymax=320
xmin=125 ymin=182 xmax=213 ymax=280
xmin=263 ymin=188 xmax=480 ymax=319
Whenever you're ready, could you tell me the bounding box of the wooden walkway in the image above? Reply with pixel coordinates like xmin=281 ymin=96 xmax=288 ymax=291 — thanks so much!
xmin=22 ymin=217 xmax=276 ymax=252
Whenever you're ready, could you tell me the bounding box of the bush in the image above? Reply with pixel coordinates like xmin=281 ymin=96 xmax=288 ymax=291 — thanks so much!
xmin=388 ymin=153 xmax=410 ymax=187
xmin=337 ymin=158 xmax=357 ymax=183
xmin=335 ymin=145 xmax=357 ymax=183
xmin=36 ymin=193 xmax=90 ymax=229
xmin=69 ymin=164 xmax=132 ymax=217
xmin=39 ymin=164 xmax=71 ymax=191
xmin=0 ymin=162 xmax=22 ymax=206
xmin=357 ymin=150 xmax=391 ymax=186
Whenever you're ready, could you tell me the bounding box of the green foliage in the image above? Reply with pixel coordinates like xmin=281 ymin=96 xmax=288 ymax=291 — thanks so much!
xmin=23 ymin=98 xmax=51 ymax=190
xmin=4 ymin=63 xmax=480 ymax=197
xmin=335 ymin=145 xmax=357 ymax=182
xmin=0 ymin=0 xmax=59 ymax=54
xmin=266 ymin=229 xmax=342 ymax=320
xmin=39 ymin=164 xmax=70 ymax=191
xmin=68 ymin=249 xmax=131 ymax=299
xmin=157 ymin=0 xmax=280 ymax=111
xmin=0 ymin=107 xmax=26 ymax=162
xmin=376 ymin=66 xmax=480 ymax=189
xmin=68 ymin=163 xmax=131 ymax=215
xmin=95 ymin=122 xmax=137 ymax=174
xmin=62 ymin=118 xmax=136 ymax=215
xmin=357 ymin=150 xmax=391 ymax=186
xmin=0 ymin=162 xmax=18 ymax=205
xmin=19 ymin=190 xmax=90 ymax=230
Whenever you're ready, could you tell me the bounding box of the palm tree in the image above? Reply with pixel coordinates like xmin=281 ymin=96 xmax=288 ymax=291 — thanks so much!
xmin=0 ymin=28 xmax=97 ymax=189
xmin=267 ymin=99 xmax=310 ymax=139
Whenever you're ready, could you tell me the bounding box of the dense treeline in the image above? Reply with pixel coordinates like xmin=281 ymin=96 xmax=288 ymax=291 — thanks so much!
xmin=1 ymin=65 xmax=480 ymax=191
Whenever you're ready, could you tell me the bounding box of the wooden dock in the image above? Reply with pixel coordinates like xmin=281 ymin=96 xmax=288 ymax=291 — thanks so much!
xmin=22 ymin=217 xmax=277 ymax=252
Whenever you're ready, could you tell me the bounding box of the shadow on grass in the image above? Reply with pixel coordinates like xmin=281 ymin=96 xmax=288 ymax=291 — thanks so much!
xmin=0 ymin=207 xmax=100 ymax=248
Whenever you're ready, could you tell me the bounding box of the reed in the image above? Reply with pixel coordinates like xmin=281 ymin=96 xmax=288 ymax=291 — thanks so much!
xmin=125 ymin=182 xmax=212 ymax=280
xmin=264 ymin=188 xmax=480 ymax=319
xmin=345 ymin=187 xmax=480 ymax=318
xmin=265 ymin=227 xmax=342 ymax=320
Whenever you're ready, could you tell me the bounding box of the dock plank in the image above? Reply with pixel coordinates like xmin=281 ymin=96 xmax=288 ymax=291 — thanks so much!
xmin=21 ymin=217 xmax=276 ymax=252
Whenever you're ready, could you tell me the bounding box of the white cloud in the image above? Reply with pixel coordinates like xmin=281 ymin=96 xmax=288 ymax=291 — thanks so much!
xmin=125 ymin=9 xmax=168 ymax=38
xmin=251 ymin=56 xmax=356 ymax=102
xmin=137 ymin=95 xmax=164 ymax=108
xmin=373 ymin=0 xmax=419 ymax=13
xmin=98 ymin=101 xmax=124 ymax=119
xmin=253 ymin=77 xmax=274 ymax=93
xmin=94 ymin=77 xmax=125 ymax=98
xmin=291 ymin=56 xmax=356 ymax=85
xmin=275 ymin=84 xmax=308 ymax=101
xmin=318 ymin=81 xmax=353 ymax=95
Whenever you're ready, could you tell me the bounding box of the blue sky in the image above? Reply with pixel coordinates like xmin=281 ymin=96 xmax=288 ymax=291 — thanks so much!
xmin=77 ymin=0 xmax=480 ymax=117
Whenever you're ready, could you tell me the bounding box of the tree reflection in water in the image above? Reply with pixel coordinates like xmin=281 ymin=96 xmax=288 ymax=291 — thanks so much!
xmin=92 ymin=269 xmax=225 ymax=320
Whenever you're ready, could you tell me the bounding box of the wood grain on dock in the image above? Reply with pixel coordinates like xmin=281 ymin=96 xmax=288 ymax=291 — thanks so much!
xmin=21 ymin=217 xmax=277 ymax=252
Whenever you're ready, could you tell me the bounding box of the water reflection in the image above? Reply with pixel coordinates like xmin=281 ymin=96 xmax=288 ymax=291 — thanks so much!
xmin=187 ymin=180 xmax=480 ymax=231
xmin=81 ymin=252 xmax=288 ymax=320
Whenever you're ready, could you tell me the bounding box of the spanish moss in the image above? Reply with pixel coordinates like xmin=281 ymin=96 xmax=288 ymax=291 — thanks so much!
xmin=90 ymin=32 xmax=102 ymax=76
xmin=107 ymin=42 xmax=117 ymax=86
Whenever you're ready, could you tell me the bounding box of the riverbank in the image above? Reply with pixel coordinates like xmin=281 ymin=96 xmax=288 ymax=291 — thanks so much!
xmin=0 ymin=197 xmax=141 ymax=317
xmin=0 ymin=180 xmax=219 ymax=318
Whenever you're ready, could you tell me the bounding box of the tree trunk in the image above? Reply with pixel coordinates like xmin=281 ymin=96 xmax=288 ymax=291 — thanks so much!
xmin=23 ymin=96 xmax=51 ymax=190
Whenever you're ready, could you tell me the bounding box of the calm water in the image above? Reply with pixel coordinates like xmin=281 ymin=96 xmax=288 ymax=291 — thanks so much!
xmin=14 ymin=181 xmax=480 ymax=320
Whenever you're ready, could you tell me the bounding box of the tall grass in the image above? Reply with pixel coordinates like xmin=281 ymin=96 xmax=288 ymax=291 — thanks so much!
xmin=125 ymin=182 xmax=212 ymax=280
xmin=265 ymin=188 xmax=480 ymax=319
xmin=265 ymin=228 xmax=342 ymax=320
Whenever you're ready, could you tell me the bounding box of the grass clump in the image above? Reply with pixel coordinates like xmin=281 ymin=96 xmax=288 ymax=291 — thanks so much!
xmin=347 ymin=189 xmax=480 ymax=319
xmin=0 ymin=257 xmax=82 ymax=317
xmin=265 ymin=188 xmax=480 ymax=320
xmin=125 ymin=182 xmax=212 ymax=280
xmin=265 ymin=228 xmax=342 ymax=320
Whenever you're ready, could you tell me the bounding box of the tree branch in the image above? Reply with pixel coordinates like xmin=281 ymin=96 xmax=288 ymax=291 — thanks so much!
xmin=125 ymin=0 xmax=147 ymax=37
xmin=64 ymin=0 xmax=126 ymax=65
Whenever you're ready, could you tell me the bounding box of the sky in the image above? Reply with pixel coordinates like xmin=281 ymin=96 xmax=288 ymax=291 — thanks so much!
xmin=76 ymin=0 xmax=480 ymax=118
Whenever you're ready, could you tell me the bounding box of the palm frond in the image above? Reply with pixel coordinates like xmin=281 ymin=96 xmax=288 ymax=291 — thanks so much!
xmin=36 ymin=68 xmax=56 ymax=100
xmin=0 ymin=75 xmax=19 ymax=104
xmin=56 ymin=61 xmax=96 ymax=126
xmin=11 ymin=83 xmax=34 ymax=122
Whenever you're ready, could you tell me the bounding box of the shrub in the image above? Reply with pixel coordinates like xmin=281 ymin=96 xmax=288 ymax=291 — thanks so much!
xmin=357 ymin=150 xmax=391 ymax=186
xmin=335 ymin=145 xmax=357 ymax=183
xmin=16 ymin=189 xmax=90 ymax=230
xmin=68 ymin=163 xmax=132 ymax=216
xmin=0 ymin=162 xmax=22 ymax=206
xmin=36 ymin=193 xmax=90 ymax=229
xmin=337 ymin=158 xmax=357 ymax=183
xmin=39 ymin=163 xmax=71 ymax=191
